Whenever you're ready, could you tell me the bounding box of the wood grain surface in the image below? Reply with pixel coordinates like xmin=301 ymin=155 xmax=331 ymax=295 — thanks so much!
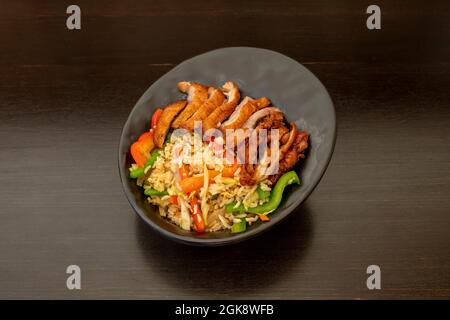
xmin=0 ymin=0 xmax=449 ymax=299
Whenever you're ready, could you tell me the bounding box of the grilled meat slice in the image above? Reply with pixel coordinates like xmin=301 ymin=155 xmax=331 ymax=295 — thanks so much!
xmin=239 ymin=141 xmax=257 ymax=186
xmin=221 ymin=97 xmax=271 ymax=131
xmin=255 ymin=110 xmax=285 ymax=130
xmin=203 ymin=81 xmax=240 ymax=131
xmin=268 ymin=131 xmax=309 ymax=184
xmin=242 ymin=107 xmax=282 ymax=129
xmin=280 ymin=123 xmax=297 ymax=152
xmin=221 ymin=97 xmax=254 ymax=131
xmin=240 ymin=164 xmax=256 ymax=186
xmin=254 ymin=110 xmax=290 ymax=145
xmin=154 ymin=100 xmax=188 ymax=148
xmin=171 ymin=82 xmax=208 ymax=128
xmin=254 ymin=97 xmax=271 ymax=109
xmin=292 ymin=131 xmax=308 ymax=153
xmin=183 ymin=87 xmax=225 ymax=131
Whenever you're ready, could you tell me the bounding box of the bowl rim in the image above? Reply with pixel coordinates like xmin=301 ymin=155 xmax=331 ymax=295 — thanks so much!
xmin=118 ymin=46 xmax=337 ymax=246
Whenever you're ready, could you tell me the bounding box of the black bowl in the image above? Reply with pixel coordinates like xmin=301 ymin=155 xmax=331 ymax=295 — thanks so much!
xmin=118 ymin=47 xmax=336 ymax=246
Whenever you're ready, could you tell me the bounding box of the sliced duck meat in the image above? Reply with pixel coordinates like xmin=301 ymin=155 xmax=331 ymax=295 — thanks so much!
xmin=221 ymin=96 xmax=271 ymax=131
xmin=154 ymin=100 xmax=187 ymax=148
xmin=254 ymin=97 xmax=271 ymax=109
xmin=254 ymin=110 xmax=285 ymax=130
xmin=203 ymin=82 xmax=241 ymax=131
xmin=171 ymin=82 xmax=208 ymax=128
xmin=239 ymin=164 xmax=256 ymax=186
xmin=238 ymin=141 xmax=257 ymax=186
xmin=183 ymin=87 xmax=225 ymax=131
xmin=268 ymin=131 xmax=309 ymax=184
xmin=242 ymin=107 xmax=282 ymax=129
xmin=280 ymin=123 xmax=297 ymax=153
xmin=292 ymin=130 xmax=309 ymax=154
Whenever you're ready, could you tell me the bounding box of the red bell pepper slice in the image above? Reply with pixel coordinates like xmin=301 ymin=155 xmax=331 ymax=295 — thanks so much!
xmin=189 ymin=197 xmax=205 ymax=232
xmin=169 ymin=195 xmax=178 ymax=205
xmin=130 ymin=131 xmax=155 ymax=167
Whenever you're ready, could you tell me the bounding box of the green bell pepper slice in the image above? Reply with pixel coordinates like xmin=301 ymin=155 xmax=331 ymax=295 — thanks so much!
xmin=225 ymin=171 xmax=300 ymax=215
xmin=256 ymin=185 xmax=270 ymax=200
xmin=231 ymin=219 xmax=247 ymax=233
xmin=129 ymin=149 xmax=160 ymax=179
xmin=144 ymin=188 xmax=168 ymax=196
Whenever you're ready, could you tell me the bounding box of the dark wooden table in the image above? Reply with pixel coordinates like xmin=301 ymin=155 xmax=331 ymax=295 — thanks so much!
xmin=1 ymin=0 xmax=449 ymax=299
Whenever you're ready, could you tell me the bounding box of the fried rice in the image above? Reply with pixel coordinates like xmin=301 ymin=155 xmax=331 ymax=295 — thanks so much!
xmin=131 ymin=132 xmax=271 ymax=232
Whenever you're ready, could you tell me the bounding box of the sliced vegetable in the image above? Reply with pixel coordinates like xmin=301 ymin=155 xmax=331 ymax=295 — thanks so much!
xmin=225 ymin=171 xmax=300 ymax=214
xmin=129 ymin=166 xmax=145 ymax=179
xmin=151 ymin=108 xmax=163 ymax=129
xmin=231 ymin=219 xmax=247 ymax=233
xmin=178 ymin=164 xmax=189 ymax=180
xmin=189 ymin=197 xmax=205 ymax=232
xmin=138 ymin=131 xmax=153 ymax=142
xmin=200 ymin=165 xmax=210 ymax=224
xmin=147 ymin=148 xmax=160 ymax=167
xmin=169 ymin=195 xmax=178 ymax=205
xmin=180 ymin=176 xmax=203 ymax=193
xmin=222 ymin=162 xmax=239 ymax=178
xmin=256 ymin=185 xmax=270 ymax=200
xmin=179 ymin=170 xmax=220 ymax=194
xmin=144 ymin=188 xmax=168 ymax=196
xmin=258 ymin=214 xmax=270 ymax=222
xmin=226 ymin=202 xmax=247 ymax=214
xmin=179 ymin=198 xmax=191 ymax=231
xmin=129 ymin=149 xmax=160 ymax=178
xmin=130 ymin=131 xmax=155 ymax=167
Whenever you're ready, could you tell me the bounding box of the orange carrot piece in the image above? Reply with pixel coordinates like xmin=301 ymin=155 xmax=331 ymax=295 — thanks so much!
xmin=180 ymin=176 xmax=204 ymax=194
xmin=179 ymin=170 xmax=220 ymax=194
xmin=258 ymin=214 xmax=270 ymax=222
